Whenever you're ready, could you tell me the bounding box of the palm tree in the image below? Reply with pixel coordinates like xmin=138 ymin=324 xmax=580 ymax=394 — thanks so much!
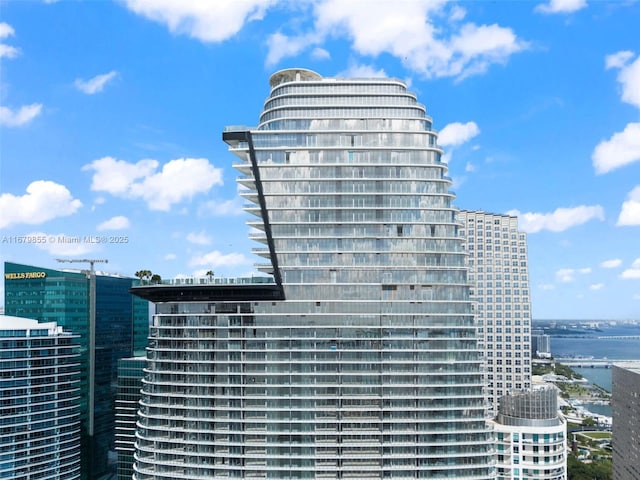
xmin=150 ymin=274 xmax=162 ymax=284
xmin=206 ymin=270 xmax=215 ymax=282
xmin=135 ymin=269 xmax=153 ymax=284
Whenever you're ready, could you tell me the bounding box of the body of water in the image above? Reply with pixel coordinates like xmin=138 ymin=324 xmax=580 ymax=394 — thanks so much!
xmin=549 ymin=323 xmax=640 ymax=361
xmin=546 ymin=323 xmax=640 ymax=416
xmin=571 ymin=367 xmax=613 ymax=392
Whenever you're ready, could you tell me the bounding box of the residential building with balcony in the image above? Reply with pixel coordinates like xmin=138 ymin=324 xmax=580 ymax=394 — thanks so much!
xmin=115 ymin=356 xmax=146 ymax=480
xmin=131 ymin=69 xmax=495 ymax=479
xmin=490 ymin=387 xmax=566 ymax=480
xmin=0 ymin=315 xmax=81 ymax=479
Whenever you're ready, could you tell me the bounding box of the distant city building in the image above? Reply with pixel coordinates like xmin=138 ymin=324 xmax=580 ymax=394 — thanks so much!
xmin=612 ymin=362 xmax=640 ymax=480
xmin=532 ymin=334 xmax=552 ymax=359
xmin=458 ymin=211 xmax=532 ymax=410
xmin=0 ymin=315 xmax=81 ymax=479
xmin=491 ymin=387 xmax=566 ymax=480
xmin=131 ymin=69 xmax=495 ymax=479
xmin=3 ymin=261 xmax=149 ymax=480
xmin=115 ymin=357 xmax=146 ymax=480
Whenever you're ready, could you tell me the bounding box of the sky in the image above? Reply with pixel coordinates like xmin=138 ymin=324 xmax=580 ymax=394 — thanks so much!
xmin=1 ymin=0 xmax=639 ymax=320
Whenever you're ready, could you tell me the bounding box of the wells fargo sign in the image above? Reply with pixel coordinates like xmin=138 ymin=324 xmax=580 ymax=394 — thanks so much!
xmin=4 ymin=271 xmax=47 ymax=280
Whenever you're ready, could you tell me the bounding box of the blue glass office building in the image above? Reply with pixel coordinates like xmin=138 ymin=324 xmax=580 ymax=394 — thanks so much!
xmin=4 ymin=262 xmax=149 ymax=479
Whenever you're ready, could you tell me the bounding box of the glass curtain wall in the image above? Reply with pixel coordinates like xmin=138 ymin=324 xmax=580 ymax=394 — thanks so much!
xmin=134 ymin=69 xmax=494 ymax=479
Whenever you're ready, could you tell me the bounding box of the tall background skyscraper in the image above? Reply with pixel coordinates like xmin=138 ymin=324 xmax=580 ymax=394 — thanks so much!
xmin=4 ymin=261 xmax=149 ymax=479
xmin=133 ymin=68 xmax=495 ymax=479
xmin=612 ymin=362 xmax=640 ymax=480
xmin=457 ymin=211 xmax=532 ymax=411
xmin=0 ymin=315 xmax=81 ymax=480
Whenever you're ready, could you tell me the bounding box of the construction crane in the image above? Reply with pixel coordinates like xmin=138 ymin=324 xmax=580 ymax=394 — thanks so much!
xmin=55 ymin=258 xmax=108 ymax=437
xmin=56 ymin=258 xmax=108 ymax=271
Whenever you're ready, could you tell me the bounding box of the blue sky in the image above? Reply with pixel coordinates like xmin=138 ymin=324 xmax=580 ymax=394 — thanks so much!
xmin=1 ymin=0 xmax=639 ymax=319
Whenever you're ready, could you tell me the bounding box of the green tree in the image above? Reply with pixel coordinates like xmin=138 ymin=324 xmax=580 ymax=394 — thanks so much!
xmin=568 ymin=452 xmax=612 ymax=480
xmin=582 ymin=417 xmax=597 ymax=427
xmin=135 ymin=270 xmax=153 ymax=284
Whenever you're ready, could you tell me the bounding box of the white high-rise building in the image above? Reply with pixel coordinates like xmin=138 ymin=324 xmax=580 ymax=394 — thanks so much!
xmin=457 ymin=211 xmax=532 ymax=411
xmin=132 ymin=68 xmax=495 ymax=479
xmin=490 ymin=388 xmax=566 ymax=480
xmin=0 ymin=315 xmax=81 ymax=480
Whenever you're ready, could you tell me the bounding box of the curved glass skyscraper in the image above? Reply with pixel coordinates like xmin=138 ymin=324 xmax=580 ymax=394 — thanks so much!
xmin=133 ymin=69 xmax=495 ymax=479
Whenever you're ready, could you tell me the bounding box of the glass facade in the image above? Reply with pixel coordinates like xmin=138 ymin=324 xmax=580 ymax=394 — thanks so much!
xmin=115 ymin=357 xmax=146 ymax=480
xmin=4 ymin=262 xmax=149 ymax=479
xmin=134 ymin=69 xmax=494 ymax=479
xmin=612 ymin=362 xmax=640 ymax=480
xmin=0 ymin=316 xmax=81 ymax=480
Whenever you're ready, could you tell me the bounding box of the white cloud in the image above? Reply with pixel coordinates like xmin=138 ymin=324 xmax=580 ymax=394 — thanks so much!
xmin=189 ymin=250 xmax=251 ymax=268
xmin=0 ymin=181 xmax=82 ymax=229
xmin=75 ymin=71 xmax=118 ymax=95
xmin=556 ymin=268 xmax=576 ymax=283
xmin=97 ymin=215 xmax=130 ymax=231
xmin=556 ymin=267 xmax=591 ymax=283
xmin=600 ymin=258 xmax=622 ymax=269
xmin=438 ymin=121 xmax=480 ymax=147
xmin=0 ymin=44 xmax=19 ymax=59
xmin=465 ymin=162 xmax=476 ymax=173
xmin=25 ymin=231 xmax=96 ymax=256
xmin=590 ymin=283 xmax=604 ymax=290
xmin=617 ymin=185 xmax=640 ymax=226
xmin=0 ymin=104 xmax=43 ymax=127
xmin=311 ymin=47 xmax=330 ymax=60
xmin=621 ymin=259 xmax=640 ymax=279
xmin=198 ymin=198 xmax=244 ymax=216
xmin=122 ymin=0 xmax=277 ymax=43
xmin=0 ymin=22 xmax=19 ymax=59
xmin=535 ymin=0 xmax=587 ymax=14
xmin=539 ymin=283 xmax=555 ymax=290
xmin=507 ymin=205 xmax=605 ymax=233
xmin=606 ymin=51 xmax=640 ymax=108
xmin=449 ymin=5 xmax=466 ymax=21
xmin=0 ymin=22 xmax=14 ymax=38
xmin=606 ymin=50 xmax=634 ymax=70
xmin=122 ymin=1 xmax=526 ymax=81
xmin=337 ymin=62 xmax=387 ymax=79
xmin=164 ymin=253 xmax=177 ymax=261
xmin=266 ymin=31 xmax=321 ymax=66
xmin=82 ymin=156 xmax=223 ymax=211
xmin=593 ymin=123 xmax=640 ymax=174
xmin=268 ymin=1 xmax=527 ymax=81
xmin=186 ymin=231 xmax=212 ymax=246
